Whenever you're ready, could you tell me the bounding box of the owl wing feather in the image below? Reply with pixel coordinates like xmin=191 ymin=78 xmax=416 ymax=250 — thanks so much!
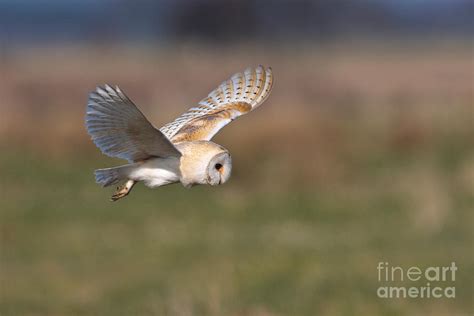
xmin=86 ymin=85 xmax=181 ymax=162
xmin=160 ymin=65 xmax=273 ymax=143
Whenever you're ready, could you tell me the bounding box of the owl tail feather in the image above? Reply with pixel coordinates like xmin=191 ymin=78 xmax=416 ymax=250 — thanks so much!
xmin=95 ymin=165 xmax=132 ymax=187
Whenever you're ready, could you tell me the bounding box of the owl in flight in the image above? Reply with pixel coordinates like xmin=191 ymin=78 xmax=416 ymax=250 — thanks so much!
xmin=86 ymin=66 xmax=273 ymax=201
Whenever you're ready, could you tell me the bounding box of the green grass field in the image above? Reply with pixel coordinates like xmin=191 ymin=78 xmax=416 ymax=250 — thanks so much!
xmin=1 ymin=45 xmax=473 ymax=315
xmin=1 ymin=130 xmax=472 ymax=315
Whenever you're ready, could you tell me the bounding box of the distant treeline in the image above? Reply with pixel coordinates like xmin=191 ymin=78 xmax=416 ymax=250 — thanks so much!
xmin=0 ymin=0 xmax=472 ymax=44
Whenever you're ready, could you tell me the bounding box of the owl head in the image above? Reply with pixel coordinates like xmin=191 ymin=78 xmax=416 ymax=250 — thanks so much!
xmin=205 ymin=151 xmax=232 ymax=186
xmin=176 ymin=141 xmax=232 ymax=187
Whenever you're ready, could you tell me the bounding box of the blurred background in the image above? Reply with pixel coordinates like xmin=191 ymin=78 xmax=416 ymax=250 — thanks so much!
xmin=0 ymin=0 xmax=473 ymax=315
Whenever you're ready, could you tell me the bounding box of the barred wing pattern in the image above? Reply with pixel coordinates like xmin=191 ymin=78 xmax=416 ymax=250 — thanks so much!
xmin=86 ymin=85 xmax=181 ymax=163
xmin=160 ymin=66 xmax=273 ymax=143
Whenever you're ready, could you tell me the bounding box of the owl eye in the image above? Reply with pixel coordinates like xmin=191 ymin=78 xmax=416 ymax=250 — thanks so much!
xmin=215 ymin=163 xmax=223 ymax=171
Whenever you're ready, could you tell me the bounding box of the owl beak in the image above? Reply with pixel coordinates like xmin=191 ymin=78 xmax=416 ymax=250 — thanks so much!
xmin=206 ymin=175 xmax=222 ymax=186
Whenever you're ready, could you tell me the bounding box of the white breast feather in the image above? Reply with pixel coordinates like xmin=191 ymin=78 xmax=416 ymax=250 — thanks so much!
xmin=129 ymin=157 xmax=180 ymax=188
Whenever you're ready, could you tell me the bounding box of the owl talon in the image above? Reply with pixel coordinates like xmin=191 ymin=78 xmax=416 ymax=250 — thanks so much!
xmin=110 ymin=180 xmax=136 ymax=201
xmin=111 ymin=187 xmax=128 ymax=201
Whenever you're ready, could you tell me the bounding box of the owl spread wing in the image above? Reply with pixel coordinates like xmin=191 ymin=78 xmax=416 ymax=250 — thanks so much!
xmin=160 ymin=66 xmax=273 ymax=143
xmin=86 ymin=85 xmax=181 ymax=162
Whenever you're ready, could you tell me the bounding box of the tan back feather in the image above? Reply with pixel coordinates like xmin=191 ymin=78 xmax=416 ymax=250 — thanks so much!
xmin=160 ymin=65 xmax=273 ymax=143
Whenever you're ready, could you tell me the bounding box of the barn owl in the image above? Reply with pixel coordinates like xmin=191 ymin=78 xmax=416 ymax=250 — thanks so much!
xmin=86 ymin=66 xmax=273 ymax=201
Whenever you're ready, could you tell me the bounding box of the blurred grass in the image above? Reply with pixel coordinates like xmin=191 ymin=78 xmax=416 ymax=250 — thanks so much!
xmin=0 ymin=43 xmax=473 ymax=315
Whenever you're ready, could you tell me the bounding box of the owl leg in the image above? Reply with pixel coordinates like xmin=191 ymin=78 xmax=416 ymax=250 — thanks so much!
xmin=111 ymin=179 xmax=136 ymax=201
